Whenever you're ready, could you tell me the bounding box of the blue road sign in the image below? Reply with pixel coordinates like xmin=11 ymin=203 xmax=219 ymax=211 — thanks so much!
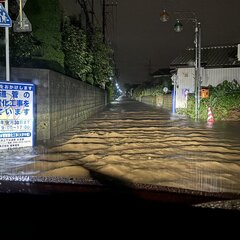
xmin=0 ymin=3 xmax=12 ymax=27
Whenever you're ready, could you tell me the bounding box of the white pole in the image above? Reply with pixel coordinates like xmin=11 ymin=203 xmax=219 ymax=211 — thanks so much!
xmin=5 ymin=0 xmax=10 ymax=81
xmin=194 ymin=20 xmax=198 ymax=120
xmin=194 ymin=20 xmax=201 ymax=120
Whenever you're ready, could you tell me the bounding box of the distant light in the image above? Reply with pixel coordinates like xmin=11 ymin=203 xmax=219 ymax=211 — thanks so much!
xmin=174 ymin=20 xmax=183 ymax=32
xmin=115 ymin=81 xmax=122 ymax=94
xmin=160 ymin=9 xmax=170 ymax=22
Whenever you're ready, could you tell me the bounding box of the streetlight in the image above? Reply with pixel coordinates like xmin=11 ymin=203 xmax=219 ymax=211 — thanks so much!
xmin=160 ymin=10 xmax=202 ymax=120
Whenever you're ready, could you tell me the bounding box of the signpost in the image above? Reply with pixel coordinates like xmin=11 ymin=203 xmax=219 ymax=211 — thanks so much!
xmin=13 ymin=0 xmax=32 ymax=32
xmin=0 ymin=81 xmax=35 ymax=150
xmin=0 ymin=1 xmax=11 ymax=82
xmin=0 ymin=2 xmax=11 ymax=27
xmin=0 ymin=1 xmax=35 ymax=150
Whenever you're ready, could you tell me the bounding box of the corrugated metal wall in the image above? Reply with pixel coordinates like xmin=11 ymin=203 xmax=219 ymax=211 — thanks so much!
xmin=203 ymin=67 xmax=240 ymax=87
xmin=176 ymin=67 xmax=240 ymax=108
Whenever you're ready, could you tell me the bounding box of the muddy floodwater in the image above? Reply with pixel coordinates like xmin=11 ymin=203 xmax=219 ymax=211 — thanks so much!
xmin=1 ymin=97 xmax=240 ymax=194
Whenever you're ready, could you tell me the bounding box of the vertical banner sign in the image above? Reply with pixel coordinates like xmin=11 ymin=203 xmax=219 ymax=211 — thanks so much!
xmin=0 ymin=81 xmax=35 ymax=150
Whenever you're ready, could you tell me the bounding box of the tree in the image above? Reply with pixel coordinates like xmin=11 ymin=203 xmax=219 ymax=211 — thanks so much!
xmin=62 ymin=18 xmax=93 ymax=83
xmin=24 ymin=0 xmax=64 ymax=71
xmin=9 ymin=32 xmax=42 ymax=66
xmin=5 ymin=0 xmax=115 ymax=88
xmin=91 ymin=28 xmax=113 ymax=88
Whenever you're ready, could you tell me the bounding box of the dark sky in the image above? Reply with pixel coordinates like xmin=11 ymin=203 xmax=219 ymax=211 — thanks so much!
xmin=113 ymin=0 xmax=240 ymax=87
xmin=63 ymin=0 xmax=240 ymax=87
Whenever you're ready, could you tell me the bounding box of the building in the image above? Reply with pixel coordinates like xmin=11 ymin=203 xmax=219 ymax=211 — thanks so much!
xmin=150 ymin=68 xmax=172 ymax=89
xmin=170 ymin=44 xmax=240 ymax=109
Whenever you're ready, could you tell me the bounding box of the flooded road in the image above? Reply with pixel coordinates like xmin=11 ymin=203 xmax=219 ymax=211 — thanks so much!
xmin=1 ymin=97 xmax=240 ymax=194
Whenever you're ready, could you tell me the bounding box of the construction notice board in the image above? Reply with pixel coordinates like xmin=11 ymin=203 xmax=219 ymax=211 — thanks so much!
xmin=0 ymin=81 xmax=35 ymax=150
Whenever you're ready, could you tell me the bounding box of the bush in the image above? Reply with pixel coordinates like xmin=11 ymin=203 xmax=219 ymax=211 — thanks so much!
xmin=186 ymin=80 xmax=240 ymax=120
xmin=132 ymin=81 xmax=172 ymax=98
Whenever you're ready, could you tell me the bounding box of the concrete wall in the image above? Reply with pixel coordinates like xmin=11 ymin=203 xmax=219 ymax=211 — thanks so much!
xmin=10 ymin=68 xmax=106 ymax=142
xmin=138 ymin=94 xmax=172 ymax=111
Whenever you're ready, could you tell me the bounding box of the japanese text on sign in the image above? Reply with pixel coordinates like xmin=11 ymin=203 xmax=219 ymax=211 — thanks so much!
xmin=0 ymin=81 xmax=35 ymax=150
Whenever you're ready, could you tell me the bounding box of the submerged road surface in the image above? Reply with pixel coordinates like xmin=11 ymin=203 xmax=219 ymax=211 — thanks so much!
xmin=1 ymin=96 xmax=240 ymax=194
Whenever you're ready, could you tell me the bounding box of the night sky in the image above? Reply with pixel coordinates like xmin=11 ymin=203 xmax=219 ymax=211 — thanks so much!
xmin=114 ymin=0 xmax=240 ymax=86
xmin=63 ymin=0 xmax=240 ymax=87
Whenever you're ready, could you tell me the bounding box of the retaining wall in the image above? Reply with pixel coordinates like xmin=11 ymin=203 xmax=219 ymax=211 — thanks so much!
xmin=9 ymin=68 xmax=107 ymax=142
xmin=137 ymin=94 xmax=172 ymax=110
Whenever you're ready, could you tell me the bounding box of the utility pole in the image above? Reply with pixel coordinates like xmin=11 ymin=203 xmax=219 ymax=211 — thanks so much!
xmin=91 ymin=0 xmax=94 ymax=24
xmin=160 ymin=10 xmax=202 ymax=120
xmin=194 ymin=21 xmax=201 ymax=120
xmin=102 ymin=0 xmax=117 ymax=43
xmin=88 ymin=0 xmax=94 ymax=27
xmin=77 ymin=0 xmax=92 ymax=32
xmin=102 ymin=0 xmax=106 ymax=42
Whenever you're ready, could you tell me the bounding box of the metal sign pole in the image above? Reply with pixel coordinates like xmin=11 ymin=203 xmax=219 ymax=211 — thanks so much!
xmin=5 ymin=0 xmax=10 ymax=81
xmin=13 ymin=0 xmax=32 ymax=32
xmin=19 ymin=0 xmax=23 ymax=28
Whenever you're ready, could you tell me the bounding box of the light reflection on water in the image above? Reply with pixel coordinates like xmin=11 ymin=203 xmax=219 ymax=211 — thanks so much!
xmin=0 ymin=99 xmax=240 ymax=194
xmin=0 ymin=146 xmax=47 ymax=175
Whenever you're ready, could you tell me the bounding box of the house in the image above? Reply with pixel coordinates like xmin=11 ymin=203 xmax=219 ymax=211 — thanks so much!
xmin=150 ymin=68 xmax=172 ymax=90
xmin=151 ymin=68 xmax=171 ymax=84
xmin=151 ymin=68 xmax=171 ymax=82
xmin=170 ymin=44 xmax=240 ymax=109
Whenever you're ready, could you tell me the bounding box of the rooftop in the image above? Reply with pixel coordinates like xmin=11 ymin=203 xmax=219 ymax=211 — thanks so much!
xmin=170 ymin=44 xmax=240 ymax=68
xmin=151 ymin=68 xmax=171 ymax=77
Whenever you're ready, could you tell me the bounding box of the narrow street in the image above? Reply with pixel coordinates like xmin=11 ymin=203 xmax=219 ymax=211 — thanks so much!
xmin=1 ymin=96 xmax=240 ymax=194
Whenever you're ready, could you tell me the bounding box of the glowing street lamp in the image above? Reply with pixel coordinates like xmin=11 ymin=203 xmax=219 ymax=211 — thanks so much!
xmin=160 ymin=10 xmax=202 ymax=120
xmin=160 ymin=9 xmax=170 ymax=22
xmin=174 ymin=20 xmax=183 ymax=32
